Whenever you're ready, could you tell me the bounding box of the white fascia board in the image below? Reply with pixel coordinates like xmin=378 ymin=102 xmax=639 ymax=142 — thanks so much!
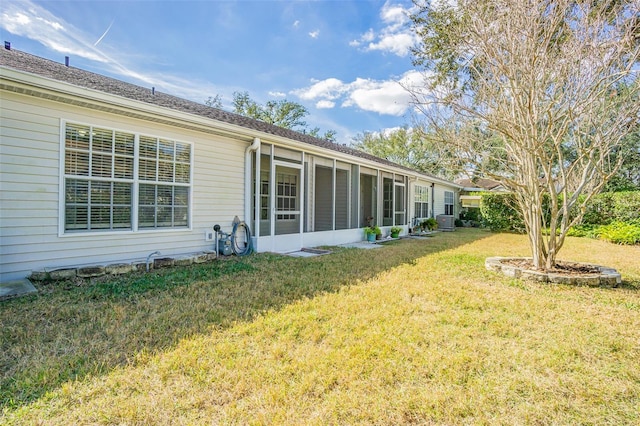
xmin=0 ymin=67 xmax=256 ymax=142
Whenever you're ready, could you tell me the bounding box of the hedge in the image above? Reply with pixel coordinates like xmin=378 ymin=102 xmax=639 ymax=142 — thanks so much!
xmin=478 ymin=190 xmax=640 ymax=232
xmin=581 ymin=191 xmax=640 ymax=225
xmin=479 ymin=193 xmax=525 ymax=233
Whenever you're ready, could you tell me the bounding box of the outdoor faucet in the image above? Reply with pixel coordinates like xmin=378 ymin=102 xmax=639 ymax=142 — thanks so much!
xmin=146 ymin=251 xmax=161 ymax=272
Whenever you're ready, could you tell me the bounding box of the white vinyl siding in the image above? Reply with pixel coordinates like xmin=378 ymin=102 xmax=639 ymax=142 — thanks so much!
xmin=0 ymin=91 xmax=245 ymax=282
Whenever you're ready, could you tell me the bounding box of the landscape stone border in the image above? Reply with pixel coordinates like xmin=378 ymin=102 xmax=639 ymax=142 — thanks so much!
xmin=485 ymin=257 xmax=621 ymax=287
xmin=29 ymin=251 xmax=217 ymax=282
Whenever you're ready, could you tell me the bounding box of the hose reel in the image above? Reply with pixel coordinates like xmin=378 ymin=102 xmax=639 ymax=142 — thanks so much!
xmin=213 ymin=221 xmax=253 ymax=257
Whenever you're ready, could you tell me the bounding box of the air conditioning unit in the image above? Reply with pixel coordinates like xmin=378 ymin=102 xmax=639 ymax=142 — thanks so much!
xmin=436 ymin=215 xmax=455 ymax=231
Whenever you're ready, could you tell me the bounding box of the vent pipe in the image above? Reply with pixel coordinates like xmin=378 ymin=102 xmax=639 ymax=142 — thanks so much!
xmin=65 ymin=56 xmax=69 ymax=67
xmin=4 ymin=41 xmax=10 ymax=50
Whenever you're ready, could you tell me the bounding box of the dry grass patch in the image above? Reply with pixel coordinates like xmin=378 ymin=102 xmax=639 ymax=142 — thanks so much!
xmin=2 ymin=230 xmax=639 ymax=424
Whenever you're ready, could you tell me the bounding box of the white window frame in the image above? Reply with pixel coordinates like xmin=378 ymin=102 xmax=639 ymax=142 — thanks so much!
xmin=58 ymin=120 xmax=193 ymax=236
xmin=444 ymin=190 xmax=455 ymax=216
xmin=414 ymin=185 xmax=430 ymax=219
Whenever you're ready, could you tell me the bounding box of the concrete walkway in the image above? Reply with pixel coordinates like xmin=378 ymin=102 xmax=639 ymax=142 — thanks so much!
xmin=0 ymin=279 xmax=37 ymax=301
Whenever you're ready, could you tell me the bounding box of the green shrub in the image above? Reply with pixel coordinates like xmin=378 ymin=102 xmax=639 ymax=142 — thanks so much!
xmin=612 ymin=192 xmax=640 ymax=223
xmin=567 ymin=224 xmax=600 ymax=239
xmin=480 ymin=193 xmax=525 ymax=233
xmin=597 ymin=221 xmax=640 ymax=245
xmin=582 ymin=191 xmax=640 ymax=225
xmin=421 ymin=218 xmax=438 ymax=231
xmin=459 ymin=207 xmax=482 ymax=222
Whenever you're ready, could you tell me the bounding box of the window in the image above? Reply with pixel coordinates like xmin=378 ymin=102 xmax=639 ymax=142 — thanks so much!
xmin=138 ymin=136 xmax=191 ymax=229
xmin=414 ymin=185 xmax=429 ymax=219
xmin=444 ymin=191 xmax=454 ymax=215
xmin=393 ymin=175 xmax=406 ymax=225
xmin=276 ymin=171 xmax=298 ymax=220
xmin=63 ymin=122 xmax=191 ymax=233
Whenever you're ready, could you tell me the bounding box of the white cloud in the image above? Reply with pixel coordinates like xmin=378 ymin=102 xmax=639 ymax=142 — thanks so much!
xmin=268 ymin=91 xmax=286 ymax=98
xmin=368 ymin=32 xmax=416 ymax=57
xmin=316 ymin=100 xmax=335 ymax=109
xmin=293 ymin=77 xmax=347 ymax=101
xmin=292 ymin=70 xmax=426 ymax=116
xmin=0 ymin=1 xmax=107 ymax=61
xmin=350 ymin=28 xmax=375 ymax=47
xmin=380 ymin=2 xmax=410 ymax=27
xmin=350 ymin=1 xmax=419 ymax=57
xmin=309 ymin=29 xmax=320 ymax=39
xmin=293 ymin=20 xmax=300 ymax=28
xmin=0 ymin=1 xmax=226 ymax=105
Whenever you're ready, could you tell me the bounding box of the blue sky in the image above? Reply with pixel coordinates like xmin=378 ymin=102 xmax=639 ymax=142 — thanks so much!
xmin=1 ymin=0 xmax=426 ymax=144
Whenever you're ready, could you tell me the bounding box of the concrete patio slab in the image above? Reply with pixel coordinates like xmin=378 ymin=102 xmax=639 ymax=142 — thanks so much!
xmin=340 ymin=242 xmax=384 ymax=250
xmin=285 ymin=248 xmax=332 ymax=258
xmin=0 ymin=279 xmax=37 ymax=301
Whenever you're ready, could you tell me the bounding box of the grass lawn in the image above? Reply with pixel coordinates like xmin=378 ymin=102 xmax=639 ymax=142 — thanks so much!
xmin=2 ymin=229 xmax=639 ymax=424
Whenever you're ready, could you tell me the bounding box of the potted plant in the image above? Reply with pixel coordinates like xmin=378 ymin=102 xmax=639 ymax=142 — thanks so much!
xmin=374 ymin=226 xmax=382 ymax=240
xmin=364 ymin=226 xmax=377 ymax=242
xmin=390 ymin=226 xmax=402 ymax=238
xmin=421 ymin=218 xmax=438 ymax=232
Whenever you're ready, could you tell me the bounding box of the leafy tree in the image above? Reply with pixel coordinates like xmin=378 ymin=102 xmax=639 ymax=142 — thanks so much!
xmin=604 ymin=130 xmax=640 ymax=191
xmin=204 ymin=94 xmax=223 ymax=109
xmin=205 ymin=92 xmax=337 ymax=141
xmin=352 ymin=125 xmax=462 ymax=179
xmin=232 ymin=91 xmax=308 ymax=130
xmin=410 ymin=0 xmax=640 ymax=269
xmin=308 ymin=127 xmax=337 ymax=143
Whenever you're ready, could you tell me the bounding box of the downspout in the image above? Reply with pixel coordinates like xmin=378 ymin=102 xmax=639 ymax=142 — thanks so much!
xmin=431 ymin=182 xmax=435 ymax=218
xmin=244 ymin=137 xmax=261 ymax=230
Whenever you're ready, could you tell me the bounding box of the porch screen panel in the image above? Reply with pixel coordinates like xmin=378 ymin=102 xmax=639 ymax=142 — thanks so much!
xmin=360 ymin=174 xmax=377 ymax=227
xmin=394 ymin=183 xmax=406 ymax=225
xmin=275 ymin=167 xmax=300 ymax=235
xmin=314 ymin=166 xmax=333 ymax=231
xmin=350 ymin=165 xmax=359 ymax=228
xmin=259 ymin=154 xmax=271 ymax=236
xmin=335 ymin=169 xmax=349 ymax=230
xmin=382 ymin=177 xmax=393 ymax=226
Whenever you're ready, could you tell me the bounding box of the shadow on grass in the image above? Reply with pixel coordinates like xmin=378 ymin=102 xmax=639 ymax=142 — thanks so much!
xmin=0 ymin=230 xmax=491 ymax=411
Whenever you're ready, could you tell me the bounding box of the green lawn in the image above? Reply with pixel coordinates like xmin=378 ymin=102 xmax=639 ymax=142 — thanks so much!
xmin=2 ymin=229 xmax=639 ymax=424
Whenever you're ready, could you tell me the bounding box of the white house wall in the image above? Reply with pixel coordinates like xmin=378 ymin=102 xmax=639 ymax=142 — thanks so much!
xmin=0 ymin=91 xmax=246 ymax=282
xmin=1 ymin=55 xmax=464 ymax=283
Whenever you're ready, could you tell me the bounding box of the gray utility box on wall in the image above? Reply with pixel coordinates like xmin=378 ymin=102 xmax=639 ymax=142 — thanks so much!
xmin=436 ymin=215 xmax=456 ymax=231
xmin=217 ymin=233 xmax=233 ymax=256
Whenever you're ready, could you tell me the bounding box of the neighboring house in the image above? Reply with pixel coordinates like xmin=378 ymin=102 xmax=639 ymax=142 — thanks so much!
xmin=456 ymin=178 xmax=506 ymax=208
xmin=0 ymin=47 xmax=461 ymax=283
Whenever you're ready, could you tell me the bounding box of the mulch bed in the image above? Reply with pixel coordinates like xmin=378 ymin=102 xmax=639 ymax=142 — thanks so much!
xmin=501 ymin=258 xmax=601 ymax=276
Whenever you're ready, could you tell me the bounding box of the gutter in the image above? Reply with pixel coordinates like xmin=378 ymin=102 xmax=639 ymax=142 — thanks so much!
xmin=245 ymin=137 xmax=261 ymax=227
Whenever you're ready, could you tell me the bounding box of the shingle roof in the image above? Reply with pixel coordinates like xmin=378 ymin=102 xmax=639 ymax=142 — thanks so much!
xmin=1 ymin=47 xmax=456 ymax=185
xmin=455 ymin=178 xmax=503 ymax=190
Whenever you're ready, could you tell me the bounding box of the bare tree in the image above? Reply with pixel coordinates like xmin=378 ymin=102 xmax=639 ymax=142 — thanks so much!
xmin=410 ymin=0 xmax=640 ymax=269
